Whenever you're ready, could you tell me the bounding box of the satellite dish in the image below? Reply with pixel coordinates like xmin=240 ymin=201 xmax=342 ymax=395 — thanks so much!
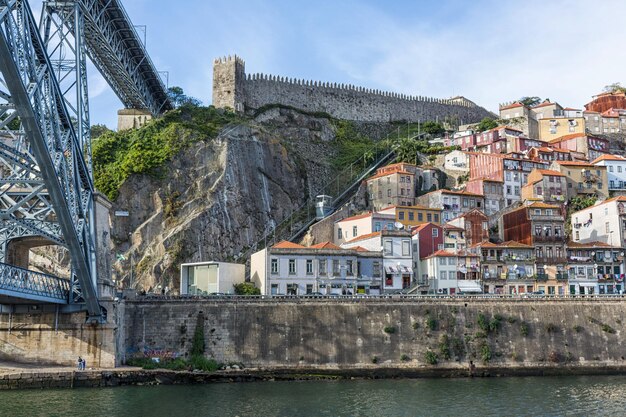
xmin=394 ymin=221 xmax=404 ymax=230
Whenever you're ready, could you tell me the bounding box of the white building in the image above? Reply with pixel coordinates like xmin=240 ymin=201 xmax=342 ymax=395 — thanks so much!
xmin=180 ymin=261 xmax=246 ymax=295
xmin=341 ymin=230 xmax=413 ymax=291
xmin=571 ymin=196 xmax=626 ymax=247
xmin=250 ymin=241 xmax=383 ymax=296
xmin=444 ymin=150 xmax=469 ymax=174
xmin=334 ymin=212 xmax=395 ymax=246
xmin=593 ymin=154 xmax=626 ymax=192
xmin=420 ymin=250 xmax=482 ymax=295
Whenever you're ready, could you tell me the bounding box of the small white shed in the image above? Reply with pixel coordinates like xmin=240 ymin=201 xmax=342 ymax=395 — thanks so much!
xmin=180 ymin=261 xmax=245 ymax=295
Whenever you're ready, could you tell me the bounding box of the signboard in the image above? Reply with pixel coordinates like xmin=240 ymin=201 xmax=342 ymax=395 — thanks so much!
xmin=114 ymin=210 xmax=129 ymax=217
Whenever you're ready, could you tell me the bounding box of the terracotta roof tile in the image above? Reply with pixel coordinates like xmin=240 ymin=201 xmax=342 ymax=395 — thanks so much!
xmin=346 ymin=231 xmax=382 ymax=244
xmin=592 ymin=154 xmax=626 ymax=163
xmin=272 ymin=241 xmax=306 ymax=249
xmin=566 ymin=241 xmax=618 ymax=249
xmin=337 ymin=212 xmax=372 ymax=223
xmin=310 ymin=242 xmax=342 ymax=250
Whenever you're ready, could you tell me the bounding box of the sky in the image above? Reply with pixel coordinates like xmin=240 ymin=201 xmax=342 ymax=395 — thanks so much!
xmin=36 ymin=0 xmax=626 ymax=129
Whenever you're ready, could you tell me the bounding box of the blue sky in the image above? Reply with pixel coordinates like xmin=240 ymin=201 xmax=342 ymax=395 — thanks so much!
xmin=40 ymin=0 xmax=626 ymax=129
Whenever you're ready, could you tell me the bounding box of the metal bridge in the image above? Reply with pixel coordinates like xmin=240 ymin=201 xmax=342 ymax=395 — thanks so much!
xmin=0 ymin=0 xmax=171 ymax=321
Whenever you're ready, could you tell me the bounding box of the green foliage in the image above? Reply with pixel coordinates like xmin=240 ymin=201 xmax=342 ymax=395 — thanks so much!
xmin=424 ymin=350 xmax=438 ymax=365
xmin=477 ymin=313 xmax=489 ymax=332
xmin=371 ymin=356 xmax=379 ymax=364
xmin=420 ymin=121 xmax=445 ymax=136
xmin=189 ymin=355 xmax=220 ymax=372
xmin=191 ymin=316 xmax=206 ymax=357
xmin=383 ymin=326 xmax=396 ymax=334
xmin=90 ymin=123 xmax=112 ymax=139
xmin=601 ymin=324 xmax=616 ymax=334
xmin=519 ymin=96 xmax=542 ymax=107
xmin=475 ymin=117 xmax=498 ymax=132
xmin=93 ymin=105 xmax=240 ymax=200
xmin=520 ymin=321 xmax=529 ymax=337
xmin=573 ymin=325 xmax=583 ymax=333
xmin=426 ymin=316 xmax=438 ymax=331
xmin=168 ymin=86 xmax=202 ymax=107
xmin=439 ymin=335 xmax=451 ymax=360
xmin=568 ymin=196 xmax=597 ymax=213
xmin=603 ymin=82 xmax=626 ymax=94
xmin=331 ymin=120 xmax=375 ymax=169
xmin=400 ymin=354 xmax=410 ymax=362
xmin=480 ymin=343 xmax=492 ymax=362
xmin=233 ymin=282 xmax=261 ymax=295
xmin=488 ymin=316 xmax=502 ymax=333
xmin=412 ymin=321 xmax=420 ymax=330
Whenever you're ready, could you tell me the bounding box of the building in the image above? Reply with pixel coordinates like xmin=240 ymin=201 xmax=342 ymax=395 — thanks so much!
xmin=584 ymin=108 xmax=626 ymax=134
xmin=180 ymin=261 xmax=246 ymax=295
xmin=521 ymin=169 xmax=567 ymax=205
xmin=250 ymin=241 xmax=383 ymax=296
xmin=474 ymin=241 xmax=535 ymax=295
xmin=537 ymin=114 xmax=585 ymax=141
xmin=334 ymin=212 xmax=395 ymax=246
xmin=416 ymin=189 xmax=485 ymax=223
xmin=366 ymin=163 xmax=417 ymax=211
xmin=377 ymin=205 xmax=442 ymax=227
xmin=549 ymin=161 xmax=608 ymax=200
xmin=570 ymin=196 xmax=626 ymax=248
xmin=443 ymin=150 xmax=469 ymax=174
xmin=446 ymin=209 xmax=490 ymax=247
xmin=526 ymin=146 xmax=578 ymax=163
xmin=443 ymin=223 xmax=466 ymax=251
xmin=498 ymin=102 xmax=539 ymax=138
xmin=548 ymin=133 xmax=609 ymax=162
xmin=411 ymin=222 xmax=444 ymax=292
xmin=341 ymin=230 xmax=413 ymax=291
xmin=420 ymin=250 xmax=482 ymax=295
xmin=465 ymin=178 xmax=505 ymax=215
xmin=566 ymin=241 xmax=624 ymax=295
xmin=592 ymin=154 xmax=626 ymax=193
xmin=585 ymin=91 xmax=626 ymax=114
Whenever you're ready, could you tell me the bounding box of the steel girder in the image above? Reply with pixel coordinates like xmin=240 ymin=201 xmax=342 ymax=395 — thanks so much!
xmin=0 ymin=0 xmax=102 ymax=320
xmin=0 ymin=261 xmax=70 ymax=303
xmin=47 ymin=0 xmax=172 ymax=115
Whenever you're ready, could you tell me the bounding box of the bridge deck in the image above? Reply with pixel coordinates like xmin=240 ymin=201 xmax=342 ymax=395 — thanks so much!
xmin=0 ymin=262 xmax=69 ymax=304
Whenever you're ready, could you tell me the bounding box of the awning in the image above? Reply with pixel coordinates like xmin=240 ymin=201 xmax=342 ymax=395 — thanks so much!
xmin=457 ymin=280 xmax=482 ymax=293
xmin=385 ymin=265 xmax=412 ymax=274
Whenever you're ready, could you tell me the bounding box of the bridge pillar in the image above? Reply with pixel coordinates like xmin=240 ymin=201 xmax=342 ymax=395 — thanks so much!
xmin=94 ymin=193 xmax=115 ymax=303
xmin=117 ymin=108 xmax=152 ymax=131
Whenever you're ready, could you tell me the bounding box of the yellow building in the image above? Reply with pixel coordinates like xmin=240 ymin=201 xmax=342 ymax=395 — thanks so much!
xmin=378 ymin=205 xmax=442 ymax=227
xmin=538 ymin=116 xmax=585 ymax=141
xmin=550 ymin=161 xmax=609 ymax=200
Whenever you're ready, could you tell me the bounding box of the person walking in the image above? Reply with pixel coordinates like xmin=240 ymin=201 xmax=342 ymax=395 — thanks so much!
xmin=81 ymin=358 xmax=86 ymax=370
xmin=77 ymin=357 xmax=83 ymax=371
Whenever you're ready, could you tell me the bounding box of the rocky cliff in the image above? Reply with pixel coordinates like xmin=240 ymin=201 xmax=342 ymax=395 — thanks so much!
xmin=109 ymin=107 xmax=357 ymax=291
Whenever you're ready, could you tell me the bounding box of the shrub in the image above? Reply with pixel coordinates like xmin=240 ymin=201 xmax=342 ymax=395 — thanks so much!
xmin=439 ymin=335 xmax=451 ymax=360
xmin=426 ymin=317 xmax=438 ymax=331
xmin=400 ymin=354 xmax=410 ymax=362
xmin=480 ymin=343 xmax=492 ymax=363
xmin=233 ymin=282 xmax=261 ymax=295
xmin=520 ymin=322 xmax=529 ymax=337
xmin=507 ymin=316 xmax=517 ymax=324
xmin=371 ymin=356 xmax=379 ymax=364
xmin=412 ymin=321 xmax=420 ymax=330
xmin=573 ymin=325 xmax=583 ymax=333
xmin=189 ymin=355 xmax=220 ymax=372
xmin=384 ymin=326 xmax=396 ymax=334
xmin=477 ymin=313 xmax=489 ymax=332
xmin=474 ymin=331 xmax=487 ymax=339
xmin=425 ymin=350 xmax=438 ymax=365
xmin=601 ymin=324 xmax=616 ymax=334
xmin=488 ymin=317 xmax=501 ymax=333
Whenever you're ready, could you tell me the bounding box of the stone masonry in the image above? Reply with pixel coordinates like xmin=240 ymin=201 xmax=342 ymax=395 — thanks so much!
xmin=212 ymin=55 xmax=495 ymax=124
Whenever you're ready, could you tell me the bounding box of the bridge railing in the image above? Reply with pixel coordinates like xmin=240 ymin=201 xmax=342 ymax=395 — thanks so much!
xmin=0 ymin=262 xmax=70 ymax=303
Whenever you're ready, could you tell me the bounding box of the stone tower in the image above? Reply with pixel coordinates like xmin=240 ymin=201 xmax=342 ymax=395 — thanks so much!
xmin=212 ymin=55 xmax=246 ymax=112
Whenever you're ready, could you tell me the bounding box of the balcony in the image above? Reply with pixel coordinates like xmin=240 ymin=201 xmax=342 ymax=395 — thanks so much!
xmin=530 ymin=215 xmax=564 ymax=221
xmin=535 ymin=257 xmax=567 ymax=264
xmin=536 ymin=274 xmax=548 ymax=282
xmin=556 ymin=273 xmax=568 ymax=281
xmin=482 ymin=256 xmax=503 ymax=263
xmin=533 ymin=235 xmax=566 ymax=243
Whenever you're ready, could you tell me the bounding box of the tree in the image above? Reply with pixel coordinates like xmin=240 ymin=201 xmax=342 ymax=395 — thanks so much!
xmin=420 ymin=121 xmax=445 ymax=136
xmin=519 ymin=96 xmax=542 ymax=107
xmin=475 ymin=117 xmax=498 ymax=132
xmin=603 ymin=82 xmax=626 ymax=94
xmin=167 ymin=86 xmax=202 ymax=108
xmin=90 ymin=123 xmax=112 ymax=139
xmin=233 ymin=282 xmax=261 ymax=295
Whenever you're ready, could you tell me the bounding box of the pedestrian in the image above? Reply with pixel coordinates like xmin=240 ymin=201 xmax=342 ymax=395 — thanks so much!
xmin=82 ymin=358 xmax=86 ymax=370
xmin=77 ymin=356 xmax=83 ymax=371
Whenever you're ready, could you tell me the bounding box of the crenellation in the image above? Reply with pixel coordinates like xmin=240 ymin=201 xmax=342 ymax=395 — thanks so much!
xmin=212 ymin=55 xmax=494 ymax=122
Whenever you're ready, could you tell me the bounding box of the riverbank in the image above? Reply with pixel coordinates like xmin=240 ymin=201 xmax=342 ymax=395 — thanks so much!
xmin=4 ymin=362 xmax=626 ymax=390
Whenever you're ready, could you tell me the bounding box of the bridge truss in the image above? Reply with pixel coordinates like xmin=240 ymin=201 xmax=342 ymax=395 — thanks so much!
xmin=0 ymin=0 xmax=170 ymax=321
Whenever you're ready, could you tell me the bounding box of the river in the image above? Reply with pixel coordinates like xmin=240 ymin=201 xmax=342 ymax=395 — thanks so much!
xmin=2 ymin=375 xmax=626 ymax=416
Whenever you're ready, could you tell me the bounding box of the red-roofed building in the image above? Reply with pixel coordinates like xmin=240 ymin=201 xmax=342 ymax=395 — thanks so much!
xmin=566 ymin=241 xmax=624 ymax=295
xmin=570 ymin=196 xmax=626 ymax=249
xmin=548 ymin=133 xmax=609 ymax=162
xmin=471 ymin=241 xmax=535 ymax=294
xmin=420 ymin=249 xmax=482 ymax=295
xmin=411 ymin=222 xmax=443 ymax=260
xmin=446 ymin=209 xmax=490 ymax=247
xmin=585 ymin=107 xmax=626 ymax=135
xmin=465 ymin=178 xmax=505 ymax=215
xmin=592 ymin=154 xmax=626 ymax=192
xmin=585 ymin=91 xmax=626 ymax=113
xmin=334 ymin=212 xmax=395 ymax=246
xmin=549 ymin=160 xmax=608 ymax=200
xmin=366 ymin=163 xmax=418 ymax=210
xmin=416 ymin=189 xmax=485 ymax=222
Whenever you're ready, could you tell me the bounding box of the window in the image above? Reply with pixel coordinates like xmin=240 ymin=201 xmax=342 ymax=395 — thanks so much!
xmin=545 ymin=209 xmax=552 ymax=215
xmin=440 ymin=271 xmax=447 ymax=280
xmin=387 ymin=189 xmax=391 ymax=197
xmin=427 ymin=213 xmax=432 ymax=222
xmin=619 ymin=166 xmax=623 ymax=173
xmin=506 ymin=186 xmax=512 ymax=195
xmin=400 ymin=189 xmax=405 ymax=196
xmin=374 ymin=222 xmax=382 ymax=232
xmin=353 ymin=226 xmax=358 ymax=237
xmin=434 ymin=214 xmax=439 ymax=223
xmin=271 ymin=258 xmax=279 ymax=274
xmin=606 ymin=222 xmax=610 ymax=233
xmin=554 ymin=227 xmax=561 ymax=236
xmin=332 ymin=260 xmax=340 ymax=275
xmin=463 ymin=198 xmax=468 ymax=207
xmin=418 ymin=213 xmax=423 ymax=221
xmin=483 ymin=221 xmax=488 ymax=230
xmin=319 ymin=259 xmax=327 ymax=275
xmin=535 ymin=226 xmax=542 ymax=236
xmin=306 ymin=284 xmax=313 ymax=294
xmin=289 ymin=259 xmax=296 ymax=274
xmin=387 ymin=222 xmax=394 ymax=230
xmin=432 ymin=228 xmax=439 ymax=237
xmin=337 ymin=228 xmax=343 ymax=240
xmin=383 ymin=239 xmax=393 ymax=255
xmin=514 ymin=186 xmax=520 ymax=196
xmin=373 ymin=261 xmax=381 ymax=277
xmin=409 ymin=212 xmax=414 ymax=221
xmin=346 ymin=260 xmax=354 ymax=275
xmin=306 ymin=259 xmax=313 ymax=275
xmin=439 ymin=257 xmax=446 ymax=265
xmin=402 ymin=240 xmax=410 ymax=256
xmin=536 ymin=186 xmax=543 ymax=195
xmin=610 ymin=166 xmax=615 ymax=173
xmin=399 ymin=211 xmax=405 ymax=220
xmin=271 ymin=284 xmax=279 ymax=295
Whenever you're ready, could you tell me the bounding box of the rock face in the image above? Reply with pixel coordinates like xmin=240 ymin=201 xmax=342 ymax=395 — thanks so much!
xmin=111 ymin=109 xmax=341 ymax=291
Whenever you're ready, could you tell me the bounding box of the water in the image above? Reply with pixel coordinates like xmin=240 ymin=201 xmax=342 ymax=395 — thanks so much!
xmin=2 ymin=375 xmax=626 ymax=417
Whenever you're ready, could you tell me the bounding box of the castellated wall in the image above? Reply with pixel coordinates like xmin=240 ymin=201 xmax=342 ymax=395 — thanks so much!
xmin=213 ymin=55 xmax=495 ymax=123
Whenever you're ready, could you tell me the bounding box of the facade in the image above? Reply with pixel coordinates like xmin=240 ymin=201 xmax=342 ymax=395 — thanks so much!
xmin=592 ymin=154 xmax=626 ymax=192
xmin=465 ymin=178 xmax=504 ymax=215
xmin=341 ymin=230 xmax=414 ymax=291
xmin=570 ymin=196 xmax=626 ymax=248
xmin=538 ymin=116 xmax=585 ymax=140
xmin=366 ymin=163 xmax=417 ymax=211
xmin=501 ymin=202 xmax=567 ymax=294
xmin=377 ymin=205 xmax=442 ymax=227
xmin=250 ymin=241 xmax=383 ymax=296
xmin=521 ymin=169 xmax=567 ymax=205
xmin=416 ymin=189 xmax=485 ymax=223
xmin=566 ymin=241 xmax=624 ymax=295
xmin=334 ymin=212 xmax=395 ymax=246
xmin=585 ymin=91 xmax=626 ymax=114
xmin=180 ymin=261 xmax=246 ymax=295
xmin=498 ymin=102 xmax=539 ymax=138
xmin=443 ymin=150 xmax=469 ymax=174
xmin=549 ymin=161 xmax=608 ymax=200
xmin=411 ymin=222 xmax=444 ymax=292
xmin=446 ymin=209 xmax=490 ymax=247
xmin=420 ymin=250 xmax=482 ymax=295
xmin=548 ymin=133 xmax=610 ymax=162
xmin=443 ymin=224 xmax=466 ymax=251
xmin=474 ymin=241 xmax=535 ymax=295
xmin=584 ymin=108 xmax=626 ymax=134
